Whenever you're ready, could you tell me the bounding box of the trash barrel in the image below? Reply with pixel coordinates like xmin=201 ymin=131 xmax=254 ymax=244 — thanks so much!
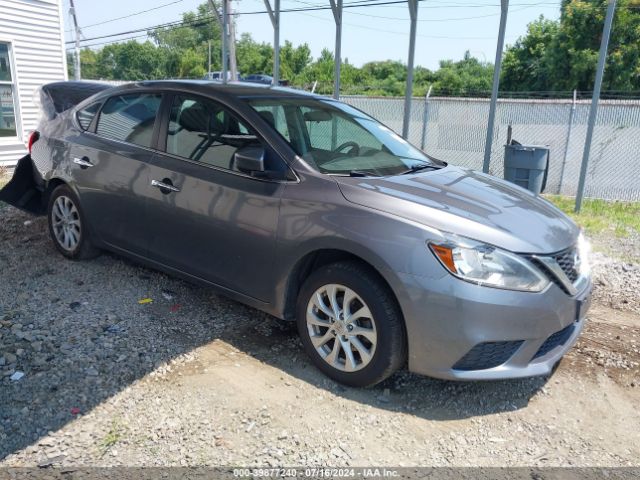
xmin=503 ymin=144 xmax=549 ymax=194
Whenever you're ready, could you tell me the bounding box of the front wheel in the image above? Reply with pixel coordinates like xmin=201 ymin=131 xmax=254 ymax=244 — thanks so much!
xmin=47 ymin=184 xmax=99 ymax=260
xmin=296 ymin=262 xmax=407 ymax=387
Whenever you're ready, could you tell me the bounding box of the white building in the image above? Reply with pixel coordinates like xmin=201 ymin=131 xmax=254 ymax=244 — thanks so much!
xmin=0 ymin=0 xmax=67 ymax=166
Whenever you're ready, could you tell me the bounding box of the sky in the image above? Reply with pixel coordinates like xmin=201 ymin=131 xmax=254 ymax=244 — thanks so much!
xmin=63 ymin=0 xmax=563 ymax=71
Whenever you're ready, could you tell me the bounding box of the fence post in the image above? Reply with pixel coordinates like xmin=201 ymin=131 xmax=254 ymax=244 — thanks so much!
xmin=558 ymin=89 xmax=577 ymax=194
xmin=420 ymin=85 xmax=432 ymax=151
xmin=576 ymin=0 xmax=617 ymax=212
xmin=482 ymin=0 xmax=509 ymax=173
xmin=329 ymin=0 xmax=343 ymax=100
xmin=402 ymin=0 xmax=419 ymax=139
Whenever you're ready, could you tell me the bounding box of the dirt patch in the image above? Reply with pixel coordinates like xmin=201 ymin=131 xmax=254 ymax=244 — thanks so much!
xmin=566 ymin=305 xmax=640 ymax=386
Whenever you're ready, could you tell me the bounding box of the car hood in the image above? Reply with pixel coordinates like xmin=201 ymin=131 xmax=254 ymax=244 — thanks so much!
xmin=334 ymin=165 xmax=578 ymax=254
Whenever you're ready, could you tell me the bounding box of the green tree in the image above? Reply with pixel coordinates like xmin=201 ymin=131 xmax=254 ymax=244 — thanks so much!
xmin=236 ymin=33 xmax=273 ymax=75
xmin=294 ymin=48 xmax=336 ymax=93
xmin=151 ymin=1 xmax=223 ymax=77
xmin=501 ymin=16 xmax=559 ymax=92
xmin=553 ymin=0 xmax=640 ymax=91
xmin=68 ymin=49 xmax=100 ymax=79
xmin=80 ymin=48 xmax=100 ymax=79
xmin=431 ymin=52 xmax=493 ymax=96
xmin=502 ymin=0 xmax=640 ymax=93
xmin=280 ymin=41 xmax=312 ymax=80
xmin=96 ymin=41 xmax=165 ymax=80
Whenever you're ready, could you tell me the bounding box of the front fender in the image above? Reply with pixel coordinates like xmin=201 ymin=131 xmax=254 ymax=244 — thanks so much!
xmin=271 ymin=234 xmax=411 ymax=321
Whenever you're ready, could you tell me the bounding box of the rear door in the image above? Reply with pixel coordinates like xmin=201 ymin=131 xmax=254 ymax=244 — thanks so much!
xmin=70 ymin=92 xmax=162 ymax=255
xmin=143 ymin=93 xmax=289 ymax=301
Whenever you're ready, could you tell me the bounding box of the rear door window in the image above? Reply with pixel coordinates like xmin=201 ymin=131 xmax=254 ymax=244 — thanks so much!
xmin=96 ymin=93 xmax=162 ymax=148
xmin=76 ymin=102 xmax=101 ymax=131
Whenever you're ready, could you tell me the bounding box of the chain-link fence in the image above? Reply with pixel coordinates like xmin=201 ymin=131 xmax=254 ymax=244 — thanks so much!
xmin=342 ymin=95 xmax=640 ymax=202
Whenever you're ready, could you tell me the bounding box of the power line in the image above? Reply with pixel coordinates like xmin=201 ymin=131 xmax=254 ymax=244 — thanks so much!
xmin=290 ymin=0 xmax=557 ymax=21
xmin=64 ymin=1 xmax=399 ymax=46
xmin=66 ymin=13 xmax=218 ymax=45
xmin=64 ymin=0 xmax=185 ymax=33
xmin=68 ymin=0 xmax=616 ymax=49
xmin=65 ymin=33 xmax=152 ymax=50
xmin=291 ymin=8 xmax=520 ymax=40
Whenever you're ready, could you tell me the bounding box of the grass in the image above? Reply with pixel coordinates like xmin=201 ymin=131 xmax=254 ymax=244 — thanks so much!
xmin=546 ymin=195 xmax=640 ymax=238
xmin=99 ymin=420 xmax=124 ymax=456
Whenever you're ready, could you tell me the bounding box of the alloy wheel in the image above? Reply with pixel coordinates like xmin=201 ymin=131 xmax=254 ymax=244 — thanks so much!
xmin=51 ymin=195 xmax=81 ymax=252
xmin=306 ymin=283 xmax=377 ymax=372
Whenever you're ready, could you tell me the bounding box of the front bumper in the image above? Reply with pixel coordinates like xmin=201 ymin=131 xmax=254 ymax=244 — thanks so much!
xmin=396 ymin=271 xmax=592 ymax=380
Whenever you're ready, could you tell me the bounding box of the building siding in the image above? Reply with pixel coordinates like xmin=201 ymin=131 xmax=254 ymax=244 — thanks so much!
xmin=0 ymin=0 xmax=67 ymax=166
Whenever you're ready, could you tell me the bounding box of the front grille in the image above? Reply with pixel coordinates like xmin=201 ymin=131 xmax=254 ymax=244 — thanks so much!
xmin=452 ymin=340 xmax=524 ymax=371
xmin=528 ymin=246 xmax=580 ymax=295
xmin=529 ymin=257 xmax=569 ymax=293
xmin=532 ymin=323 xmax=575 ymax=360
xmin=553 ymin=248 xmax=579 ymax=282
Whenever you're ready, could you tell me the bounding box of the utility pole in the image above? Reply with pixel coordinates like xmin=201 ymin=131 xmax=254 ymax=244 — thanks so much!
xmin=69 ymin=0 xmax=81 ymax=80
xmin=208 ymin=0 xmax=224 ymax=79
xmin=575 ymin=0 xmax=617 ymax=212
xmin=221 ymin=0 xmax=228 ymax=83
xmin=264 ymin=0 xmax=280 ymax=85
xmin=227 ymin=0 xmax=238 ymax=80
xmin=208 ymin=40 xmax=211 ymax=73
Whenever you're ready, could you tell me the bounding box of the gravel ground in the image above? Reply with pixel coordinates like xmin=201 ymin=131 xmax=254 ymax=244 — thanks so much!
xmin=589 ymin=229 xmax=640 ymax=313
xmin=1 ymin=203 xmax=639 ymax=468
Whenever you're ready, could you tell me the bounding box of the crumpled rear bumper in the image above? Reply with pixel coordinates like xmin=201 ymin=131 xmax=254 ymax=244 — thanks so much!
xmin=0 ymin=155 xmax=45 ymax=215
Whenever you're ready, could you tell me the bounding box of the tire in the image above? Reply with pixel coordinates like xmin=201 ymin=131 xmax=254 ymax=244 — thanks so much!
xmin=296 ymin=261 xmax=407 ymax=387
xmin=47 ymin=184 xmax=99 ymax=260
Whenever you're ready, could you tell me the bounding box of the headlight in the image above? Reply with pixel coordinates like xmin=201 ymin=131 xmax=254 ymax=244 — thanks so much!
xmin=577 ymin=232 xmax=591 ymax=277
xmin=429 ymin=237 xmax=550 ymax=292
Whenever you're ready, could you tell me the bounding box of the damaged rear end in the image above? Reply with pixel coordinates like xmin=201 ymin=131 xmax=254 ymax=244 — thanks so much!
xmin=0 ymin=81 xmax=111 ymax=215
xmin=0 ymin=151 xmax=44 ymax=214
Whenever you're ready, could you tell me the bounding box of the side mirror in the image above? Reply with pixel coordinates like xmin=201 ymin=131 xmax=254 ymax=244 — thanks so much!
xmin=235 ymin=146 xmax=265 ymax=173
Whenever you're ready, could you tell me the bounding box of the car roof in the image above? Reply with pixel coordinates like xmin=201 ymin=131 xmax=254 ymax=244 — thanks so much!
xmin=111 ymin=79 xmax=321 ymax=100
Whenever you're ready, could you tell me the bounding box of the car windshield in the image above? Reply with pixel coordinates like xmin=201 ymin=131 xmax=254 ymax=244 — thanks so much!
xmin=246 ymin=98 xmax=445 ymax=176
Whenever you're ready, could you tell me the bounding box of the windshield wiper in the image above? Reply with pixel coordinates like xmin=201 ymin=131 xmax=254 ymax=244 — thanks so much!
xmin=349 ymin=170 xmax=380 ymax=177
xmin=400 ymin=163 xmax=439 ymax=175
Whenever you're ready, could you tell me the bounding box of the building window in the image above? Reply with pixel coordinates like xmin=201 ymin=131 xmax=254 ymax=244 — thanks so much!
xmin=0 ymin=42 xmax=18 ymax=138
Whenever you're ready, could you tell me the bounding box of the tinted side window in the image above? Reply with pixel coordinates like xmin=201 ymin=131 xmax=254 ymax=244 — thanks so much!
xmin=96 ymin=93 xmax=161 ymax=148
xmin=251 ymin=104 xmax=291 ymax=142
xmin=167 ymin=95 xmax=261 ymax=171
xmin=76 ymin=102 xmax=101 ymax=130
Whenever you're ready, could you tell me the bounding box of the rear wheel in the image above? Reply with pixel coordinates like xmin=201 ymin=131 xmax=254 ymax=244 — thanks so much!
xmin=47 ymin=185 xmax=99 ymax=260
xmin=296 ymin=261 xmax=406 ymax=387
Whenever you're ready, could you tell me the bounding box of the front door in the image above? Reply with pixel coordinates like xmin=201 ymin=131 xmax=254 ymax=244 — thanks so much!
xmin=144 ymin=93 xmax=288 ymax=301
xmin=70 ymin=92 xmax=162 ymax=256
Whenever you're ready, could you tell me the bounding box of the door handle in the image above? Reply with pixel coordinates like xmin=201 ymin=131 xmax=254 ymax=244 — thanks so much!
xmin=151 ymin=179 xmax=180 ymax=193
xmin=73 ymin=157 xmax=94 ymax=168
